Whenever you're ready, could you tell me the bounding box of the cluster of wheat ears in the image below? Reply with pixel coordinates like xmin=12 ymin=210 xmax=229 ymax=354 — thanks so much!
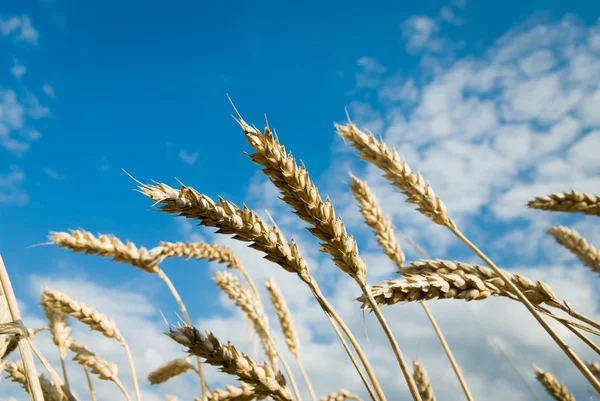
xmin=1 ymin=110 xmax=600 ymax=401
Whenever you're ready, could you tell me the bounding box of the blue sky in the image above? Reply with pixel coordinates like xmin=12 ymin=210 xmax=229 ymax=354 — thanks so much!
xmin=3 ymin=1 xmax=600 ymax=400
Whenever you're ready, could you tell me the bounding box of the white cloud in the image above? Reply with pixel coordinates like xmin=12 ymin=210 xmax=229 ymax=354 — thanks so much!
xmin=10 ymin=63 xmax=26 ymax=79
xmin=355 ymin=57 xmax=387 ymax=89
xmin=178 ymin=150 xmax=198 ymax=166
xmin=0 ymin=15 xmax=38 ymax=44
xmin=42 ymin=83 xmax=56 ymax=99
xmin=0 ymin=165 xmax=28 ymax=205
xmin=43 ymin=167 xmax=65 ymax=180
xmin=401 ymin=16 xmax=444 ymax=52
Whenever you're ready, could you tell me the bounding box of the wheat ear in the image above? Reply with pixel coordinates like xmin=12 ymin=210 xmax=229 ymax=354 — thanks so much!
xmin=528 ymin=190 xmax=600 ymax=216
xmin=41 ymin=289 xmax=141 ymax=401
xmin=0 ymin=255 xmax=44 ymax=401
xmin=69 ymin=341 xmax=128 ymax=401
xmin=350 ymin=174 xmax=473 ymax=401
xmin=534 ymin=366 xmax=575 ymax=401
xmin=319 ymin=390 xmax=362 ymax=401
xmin=148 ymin=358 xmax=196 ymax=384
xmin=412 ymin=360 xmax=436 ymax=401
xmin=214 ymin=271 xmax=302 ymax=401
xmin=42 ymin=301 xmax=73 ymax=392
xmin=196 ymin=382 xmax=262 ymax=401
xmin=548 ymin=225 xmax=600 ymax=274
xmin=5 ymin=361 xmax=66 ymax=401
xmin=137 ymin=179 xmax=382 ymax=401
xmin=49 ymin=229 xmax=209 ymax=396
xmin=587 ymin=361 xmax=600 ymax=380
xmin=167 ymin=325 xmax=293 ymax=401
xmin=335 ymin=120 xmax=600 ymax=392
xmin=265 ymin=277 xmax=316 ymax=401
xmin=237 ymin=116 xmax=419 ymax=400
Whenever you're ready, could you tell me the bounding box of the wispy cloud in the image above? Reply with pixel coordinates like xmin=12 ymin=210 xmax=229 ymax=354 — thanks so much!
xmin=43 ymin=167 xmax=65 ymax=180
xmin=401 ymin=16 xmax=445 ymax=52
xmin=0 ymin=165 xmax=28 ymax=205
xmin=10 ymin=60 xmax=26 ymax=79
xmin=178 ymin=149 xmax=198 ymax=166
xmin=0 ymin=15 xmax=39 ymax=44
xmin=42 ymin=83 xmax=56 ymax=99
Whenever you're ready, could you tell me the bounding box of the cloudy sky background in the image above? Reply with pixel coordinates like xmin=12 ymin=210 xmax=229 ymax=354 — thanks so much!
xmin=2 ymin=0 xmax=600 ymax=400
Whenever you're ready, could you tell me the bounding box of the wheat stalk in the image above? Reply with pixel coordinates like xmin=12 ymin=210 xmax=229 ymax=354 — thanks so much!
xmin=349 ymin=174 xmax=473 ymax=401
xmin=548 ymin=226 xmax=600 ymax=274
xmin=335 ymin=120 xmax=600 ymax=392
xmin=137 ymin=179 xmax=382 ymax=401
xmin=236 ymin=115 xmax=419 ymax=400
xmin=148 ymin=358 xmax=196 ymax=384
xmin=412 ymin=360 xmax=435 ymax=401
xmin=534 ymin=366 xmax=575 ymax=401
xmin=528 ymin=191 xmax=600 ymax=216
xmin=41 ymin=289 xmax=141 ymax=401
xmin=319 ymin=390 xmax=362 ymax=401
xmin=265 ymin=277 xmax=316 ymax=401
xmin=196 ymin=382 xmax=263 ymax=401
xmin=42 ymin=304 xmax=73 ymax=392
xmin=167 ymin=325 xmax=293 ymax=401
xmin=0 ymin=255 xmax=44 ymax=401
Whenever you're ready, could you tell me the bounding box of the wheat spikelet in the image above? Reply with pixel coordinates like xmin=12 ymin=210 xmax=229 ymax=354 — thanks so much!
xmin=49 ymin=229 xmax=161 ymax=273
xmin=319 ymin=389 xmax=362 ymax=401
xmin=335 ymin=122 xmax=453 ymax=230
xmin=349 ymin=174 xmax=405 ymax=269
xmin=138 ymin=181 xmax=310 ymax=281
xmin=195 ymin=382 xmax=262 ymax=401
xmin=548 ymin=226 xmax=600 ymax=273
xmin=359 ymin=260 xmax=561 ymax=309
xmin=167 ymin=326 xmax=292 ymax=401
xmin=587 ymin=361 xmax=600 ymax=380
xmin=264 ymin=277 xmax=299 ymax=357
xmin=214 ymin=271 xmax=277 ymax=368
xmin=5 ymin=361 xmax=67 ymax=401
xmin=528 ymin=191 xmax=600 ymax=216
xmin=41 ymin=289 xmax=122 ymax=341
xmin=413 ymin=360 xmax=435 ymax=401
xmin=148 ymin=358 xmax=195 ymax=385
xmin=158 ymin=241 xmax=243 ymax=268
xmin=238 ymin=118 xmax=366 ymax=281
xmin=70 ymin=341 xmax=119 ymax=382
xmin=534 ymin=366 xmax=575 ymax=401
xmin=42 ymin=305 xmax=72 ymax=359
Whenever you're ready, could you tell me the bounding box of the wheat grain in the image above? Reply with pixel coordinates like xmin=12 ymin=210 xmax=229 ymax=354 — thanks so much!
xmin=49 ymin=230 xmax=161 ymax=273
xmin=319 ymin=389 xmax=362 ymax=401
xmin=548 ymin=226 xmax=600 ymax=273
xmin=264 ymin=277 xmax=299 ymax=357
xmin=349 ymin=174 xmax=405 ymax=269
xmin=167 ymin=326 xmax=293 ymax=401
xmin=360 ymin=261 xmax=561 ymax=309
xmin=5 ymin=361 xmax=68 ymax=401
xmin=412 ymin=360 xmax=435 ymax=401
xmin=195 ymin=382 xmax=262 ymax=401
xmin=70 ymin=341 xmax=119 ymax=382
xmin=587 ymin=361 xmax=600 ymax=380
xmin=335 ymin=122 xmax=453 ymax=229
xmin=41 ymin=289 xmax=122 ymax=341
xmin=42 ymin=306 xmax=72 ymax=360
xmin=534 ymin=366 xmax=575 ymax=401
xmin=528 ymin=191 xmax=600 ymax=216
xmin=148 ymin=358 xmax=195 ymax=385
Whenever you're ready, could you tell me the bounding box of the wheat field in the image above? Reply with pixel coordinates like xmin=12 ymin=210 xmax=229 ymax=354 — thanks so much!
xmin=1 ymin=112 xmax=600 ymax=401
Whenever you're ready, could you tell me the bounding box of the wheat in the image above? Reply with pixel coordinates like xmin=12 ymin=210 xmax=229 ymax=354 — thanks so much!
xmin=41 ymin=289 xmax=122 ymax=341
xmin=237 ymin=116 xmax=419 ymax=400
xmin=70 ymin=341 xmax=119 ymax=382
xmin=335 ymin=122 xmax=453 ymax=229
xmin=349 ymin=174 xmax=405 ymax=269
xmin=214 ymin=271 xmax=276 ymax=368
xmin=587 ymin=361 xmax=600 ymax=380
xmin=5 ymin=361 xmax=67 ymax=401
xmin=319 ymin=389 xmax=362 ymax=401
xmin=42 ymin=306 xmax=72 ymax=360
xmin=528 ymin=191 xmax=600 ymax=216
xmin=196 ymin=382 xmax=262 ymax=401
xmin=167 ymin=326 xmax=293 ymax=401
xmin=360 ymin=260 xmax=560 ymax=308
xmin=264 ymin=277 xmax=299 ymax=357
xmin=49 ymin=230 xmax=161 ymax=273
xmin=412 ymin=360 xmax=435 ymax=401
xmin=548 ymin=226 xmax=600 ymax=273
xmin=148 ymin=358 xmax=195 ymax=385
xmin=534 ymin=366 xmax=575 ymax=401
